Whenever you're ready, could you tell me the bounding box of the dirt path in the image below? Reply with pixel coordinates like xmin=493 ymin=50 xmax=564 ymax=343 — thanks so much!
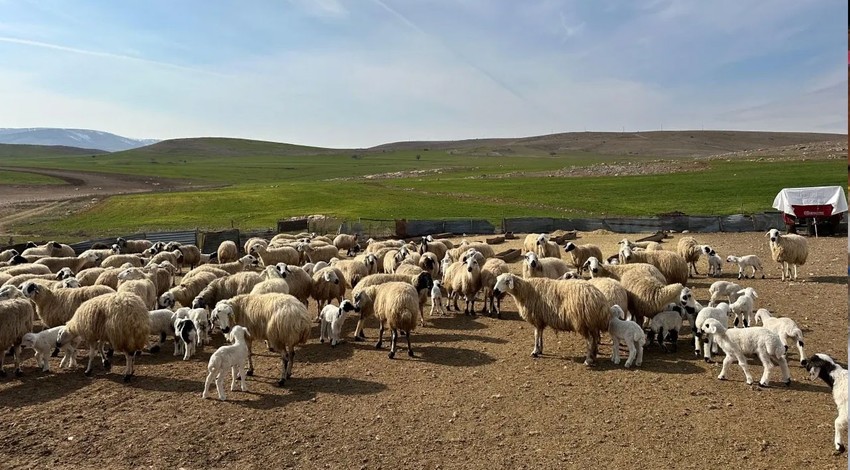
xmin=0 ymin=232 xmax=846 ymax=468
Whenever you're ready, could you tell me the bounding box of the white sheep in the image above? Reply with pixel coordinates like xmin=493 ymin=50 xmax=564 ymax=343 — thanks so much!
xmin=443 ymin=256 xmax=482 ymax=315
xmin=319 ymin=300 xmax=358 ymax=347
xmin=56 ymin=292 xmax=149 ymax=381
xmin=563 ymin=242 xmax=602 ymax=272
xmin=0 ymin=298 xmax=34 ymax=376
xmin=174 ymin=317 xmax=197 ymax=360
xmin=766 ymin=228 xmax=808 ymax=281
xmin=608 ymin=305 xmax=645 ymax=368
xmin=804 ymin=354 xmax=848 ymax=454
xmin=619 ymin=245 xmax=688 ymax=285
xmin=753 ymin=309 xmax=806 ymax=365
xmin=429 ymin=280 xmax=447 ymax=317
xmin=535 ymin=234 xmax=561 ymax=259
xmin=202 ymin=325 xmax=251 ymax=401
xmin=492 ymin=273 xmax=608 ymax=365
xmin=522 ymin=252 xmax=571 ymax=280
xmin=729 ymin=287 xmax=758 ymax=328
xmin=21 ymin=327 xmax=80 ymax=372
xmin=708 ymin=281 xmax=743 ymax=307
xmin=700 ymin=317 xmax=791 ymax=387
xmin=648 ymin=309 xmax=685 ymax=352
xmin=676 ymin=236 xmax=704 ymax=276
xmin=210 ymin=293 xmax=311 ymax=384
xmin=693 ymin=303 xmax=729 ymax=362
xmin=21 ymin=281 xmax=115 ymax=327
xmin=707 ymin=249 xmax=722 ymax=277
xmin=726 ymin=255 xmax=765 ymax=279
xmin=310 ymin=267 xmax=345 ymax=318
xmin=216 ymin=240 xmax=239 ymax=264
xmin=146 ymin=308 xmax=177 ymax=354
xmin=352 ymin=282 xmax=420 ymax=359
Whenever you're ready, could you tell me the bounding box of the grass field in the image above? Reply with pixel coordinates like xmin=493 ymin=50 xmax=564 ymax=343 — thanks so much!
xmin=0 ymin=170 xmax=64 ymax=185
xmin=0 ymin=134 xmax=844 ymax=239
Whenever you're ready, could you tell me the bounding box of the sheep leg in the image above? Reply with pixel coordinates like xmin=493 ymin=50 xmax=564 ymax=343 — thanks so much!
xmin=246 ymin=339 xmax=254 ymax=376
xmin=238 ymin=363 xmax=248 ymax=392
xmin=84 ymin=342 xmax=97 ymax=376
xmin=216 ymin=371 xmax=226 ymax=400
xmin=796 ymin=338 xmax=807 ymax=366
xmin=791 ymin=264 xmax=798 ymax=281
xmin=623 ymin=340 xmax=636 ymax=368
xmin=668 ymin=330 xmax=678 ymax=353
xmin=756 ymin=350 xmax=773 ymax=387
xmin=230 ymin=365 xmax=238 ymax=391
xmin=286 ymin=348 xmax=295 ymax=379
xmin=835 ymin=417 xmax=847 ymax=454
xmin=737 ymin=267 xmax=744 ymax=280
xmin=694 ymin=335 xmax=701 ymax=357
xmin=375 ymin=324 xmax=385 ymax=349
xmin=354 ymin=318 xmax=367 ymax=341
xmin=124 ymin=352 xmax=134 ymax=382
xmin=776 ymin=355 xmax=791 ymax=386
xmin=634 ymin=339 xmax=644 ymax=367
xmin=405 ymin=330 xmax=413 ymax=357
xmin=703 ymin=336 xmax=714 ymax=363
xmin=278 ymin=348 xmax=288 ymax=386
xmin=202 ymin=368 xmax=215 ymax=399
xmin=611 ymin=338 xmax=620 ymax=364
xmin=531 ymin=328 xmax=543 ymax=357
xmin=733 ymin=354 xmax=753 ymax=385
xmin=11 ymin=345 xmax=22 ymax=377
xmin=452 ymin=293 xmax=460 ymax=312
xmin=583 ymin=334 xmax=596 ymax=366
xmin=388 ymin=329 xmax=397 ymax=359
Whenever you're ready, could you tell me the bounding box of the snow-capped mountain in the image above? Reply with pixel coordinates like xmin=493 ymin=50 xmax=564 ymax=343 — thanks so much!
xmin=0 ymin=128 xmax=159 ymax=152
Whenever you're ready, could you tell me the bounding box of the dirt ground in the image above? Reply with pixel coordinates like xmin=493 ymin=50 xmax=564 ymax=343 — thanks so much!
xmin=0 ymin=232 xmax=846 ymax=469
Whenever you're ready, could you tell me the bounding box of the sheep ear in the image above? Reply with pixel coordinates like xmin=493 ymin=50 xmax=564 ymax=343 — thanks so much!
xmin=507 ymin=276 xmax=514 ymax=290
xmin=706 ymin=324 xmax=717 ymax=334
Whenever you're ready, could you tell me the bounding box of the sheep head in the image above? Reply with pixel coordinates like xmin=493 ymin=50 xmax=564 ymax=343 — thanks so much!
xmin=210 ymin=302 xmax=235 ymax=334
xmin=492 ymin=273 xmax=515 ymax=298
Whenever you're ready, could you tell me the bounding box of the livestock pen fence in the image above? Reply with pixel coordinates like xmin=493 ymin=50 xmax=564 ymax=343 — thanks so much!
xmin=21 ymin=211 xmax=840 ymax=257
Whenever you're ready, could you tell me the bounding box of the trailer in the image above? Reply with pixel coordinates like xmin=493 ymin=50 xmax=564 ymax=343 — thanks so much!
xmin=772 ymin=186 xmax=848 ymax=236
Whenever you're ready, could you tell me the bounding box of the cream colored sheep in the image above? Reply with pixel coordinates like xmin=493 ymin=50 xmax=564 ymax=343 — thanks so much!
xmin=586 ymin=277 xmax=629 ymax=317
xmin=353 ymin=253 xmax=379 ymax=275
xmin=146 ymin=249 xmax=184 ymax=271
xmin=22 ymin=281 xmax=114 ymax=327
xmin=304 ymin=244 xmax=340 ymax=264
xmin=0 ymin=249 xmax=18 ymax=262
xmin=183 ymin=264 xmax=230 ymax=280
xmin=521 ymin=252 xmax=571 ymax=280
xmin=210 ymin=293 xmax=311 ymax=385
xmin=56 ymin=292 xmax=149 ymax=381
xmin=582 ymin=257 xmax=666 ymax=283
xmin=366 ymin=239 xmax=404 ymax=254
xmin=353 ymin=282 xmax=419 ymax=358
xmin=522 ymin=233 xmax=541 ymax=254
xmin=417 ymin=252 xmax=440 ymax=279
xmin=329 ymin=259 xmax=368 ymax=289
xmin=444 ymin=256 xmax=482 ymax=315
xmin=766 ymin=229 xmax=809 ymax=281
xmin=352 ymin=272 xmax=434 ymax=339
xmin=165 ymin=242 xmax=203 ymax=269
xmin=493 ymin=273 xmax=609 ymax=365
xmin=417 ymin=238 xmax=448 ymax=262
xmin=243 ymin=237 xmax=269 ymax=256
xmin=76 ymin=267 xmax=106 ymax=286
xmin=676 ymin=236 xmax=704 ymax=276
xmin=619 ymin=246 xmax=687 ymax=285
xmin=116 ymin=269 xmax=158 ymax=310
xmin=479 ymin=258 xmax=509 ymax=317
xmin=191 ymin=271 xmax=263 ymax=309
xmin=251 ymin=244 xmax=301 ymax=266
xmin=563 ymin=242 xmax=602 ymax=272
xmin=34 ymin=252 xmax=100 ymax=274
xmin=216 ymin=240 xmax=239 ymax=264
xmin=619 ymin=269 xmax=684 ymax=326
xmin=101 ymin=254 xmax=144 ymax=269
xmin=203 ymin=255 xmax=259 ymax=275
xmin=0 ymin=298 xmax=34 ymax=376
xmin=333 ymin=233 xmax=361 ymax=256
xmin=310 ymin=267 xmax=345 ymax=316
xmin=0 ymin=264 xmax=52 ymax=276
xmin=536 ymin=234 xmax=561 ymax=259
xmin=116 ymin=237 xmax=153 ymax=254
xmin=394 ymin=264 xmax=424 ymax=276
xmin=275 ymin=264 xmax=312 ymax=305
xmin=158 ymin=271 xmax=218 ymax=309
xmin=144 ymin=262 xmax=175 ymax=297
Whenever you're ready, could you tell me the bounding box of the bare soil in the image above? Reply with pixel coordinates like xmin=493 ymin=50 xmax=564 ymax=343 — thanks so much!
xmin=0 ymin=232 xmax=846 ymax=469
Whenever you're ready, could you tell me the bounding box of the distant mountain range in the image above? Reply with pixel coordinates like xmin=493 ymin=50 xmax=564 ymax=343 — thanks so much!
xmin=0 ymin=128 xmax=158 ymax=152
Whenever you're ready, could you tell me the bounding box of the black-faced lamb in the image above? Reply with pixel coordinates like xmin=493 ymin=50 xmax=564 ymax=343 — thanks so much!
xmin=766 ymin=228 xmax=808 ymax=281
xmin=726 ymin=255 xmax=765 ymax=279
xmin=700 ymin=317 xmax=791 ymax=387
xmin=174 ymin=317 xmax=198 ymax=361
xmin=493 ymin=273 xmax=609 ymax=365
xmin=202 ymin=325 xmax=251 ymax=400
xmin=804 ymin=354 xmax=848 ymax=454
xmin=753 ymin=308 xmax=806 ymax=365
xmin=707 ymin=249 xmax=722 ymax=277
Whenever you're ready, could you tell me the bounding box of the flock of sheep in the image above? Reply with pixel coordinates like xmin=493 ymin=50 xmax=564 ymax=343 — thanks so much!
xmin=0 ymin=228 xmax=845 ymax=454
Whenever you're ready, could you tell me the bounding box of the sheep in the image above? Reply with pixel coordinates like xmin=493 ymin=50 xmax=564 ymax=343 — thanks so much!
xmin=443 ymin=256 xmax=482 ymax=315
xmin=184 ymin=307 xmax=211 ymax=349
xmin=251 ymin=244 xmax=301 ymax=267
xmin=184 ymin=264 xmax=230 ymax=280
xmin=676 ymin=236 xmax=704 ymax=276
xmin=22 ymin=281 xmax=114 ymax=327
xmin=365 ymin=239 xmax=404 ymax=254
xmin=116 ymin=237 xmax=153 ymax=254
xmin=582 ymin=257 xmax=666 ymax=284
xmin=76 ymin=267 xmax=106 ymax=286
xmin=618 ymin=269 xmax=683 ymax=327
xmin=4 ymin=272 xmax=73 ymax=289
xmin=707 ymin=250 xmax=722 ymax=277
xmin=34 ymin=252 xmax=100 ymax=274
xmin=55 ymin=292 xmax=149 ymax=381
xmin=243 ymin=238 xmax=269 ymax=257
xmin=804 ymin=354 xmax=848 ymax=454
xmin=210 ymin=293 xmax=311 ymax=384
xmin=333 ymin=234 xmax=361 ymax=256
xmin=145 ymin=262 xmax=176 ymax=297
xmin=165 ymin=243 xmax=203 ymax=270
xmin=619 ymin=245 xmax=688 ymax=286
xmin=522 ymin=233 xmax=541 ymax=254
xmin=352 ymin=271 xmax=433 ymax=338
xmin=250 ymin=273 xmax=290 ymax=295
xmin=708 ymin=281 xmax=743 ymax=307
xmin=766 ymin=228 xmax=809 ymax=282
xmin=382 ymin=249 xmax=402 ymax=274
xmin=492 ymin=273 xmax=608 ymax=365
xmin=429 ymin=280 xmax=447 ymax=317
xmin=55 ymin=267 xmax=75 ymax=280
xmin=191 ymin=271 xmax=263 ymax=310
xmin=0 ymin=263 xmax=52 ymax=276
xmin=586 ymin=277 xmax=629 ymax=319
xmin=0 ymin=254 xmax=31 ymax=267
xmin=608 ymin=305 xmax=645 ymax=368
xmin=0 ymin=284 xmax=24 ymax=300
xmin=208 ymin=255 xmax=260 ymax=275
xmin=329 ymin=259 xmax=368 ymax=289
xmin=394 ymin=264 xmax=424 ymax=276
xmin=700 ymin=317 xmax=791 ymax=387
xmin=21 ymin=241 xmax=67 ymax=257
xmin=417 ymin=252 xmax=440 ymax=280
xmin=729 ymin=287 xmax=758 ymax=328
xmin=479 ymin=258 xmax=509 ymax=317
xmin=0 ymin=298 xmax=34 ymax=376
xmin=447 ymin=242 xmax=494 ymax=262
xmin=100 ymin=254 xmax=143 ymax=269
xmin=417 ymin=238 xmax=448 ymax=261
xmin=618 ymin=238 xmax=661 ymax=251
xmin=353 ymin=253 xmax=379 ymax=275
xmin=648 ymin=309 xmax=685 ymax=352
xmin=158 ymin=271 xmax=218 ymax=309
xmin=274 ymin=264 xmax=312 ymax=306
xmin=535 ymin=234 xmax=561 ymax=259
xmin=352 ymin=282 xmax=419 ymax=358
xmin=21 ymin=326 xmax=80 ymax=372
xmin=692 ymin=303 xmax=730 ymax=362
xmin=319 ymin=299 xmax=358 ymax=346
xmin=522 ymin=252 xmax=571 ymax=280
xmin=0 ymin=249 xmax=18 ymax=262
xmin=78 ymin=248 xmax=114 ymax=263
xmin=561 ymin=242 xmax=602 ymax=272
xmin=312 ymin=260 xmax=329 ymax=273
xmin=202 ymin=325 xmax=251 ymax=400
xmin=58 ymin=277 xmax=81 ymax=289
xmin=677 ymin=286 xmax=703 ymax=332
xmin=726 ymin=254 xmax=765 ymax=280
xmin=174 ymin=317 xmax=198 ymax=361
xmin=146 ymin=308 xmax=177 ymax=354
xmin=310 ymin=267 xmax=345 ymax=317
xmin=753 ymin=308 xmax=806 ymax=365
xmin=304 ymin=244 xmax=341 ymax=264
xmin=216 ymin=240 xmax=239 ymax=264
xmin=116 ymin=268 xmax=158 ymax=310
xmin=146 ymin=249 xmax=183 ymax=271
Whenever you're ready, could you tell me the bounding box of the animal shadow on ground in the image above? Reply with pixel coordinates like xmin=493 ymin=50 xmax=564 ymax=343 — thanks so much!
xmin=590 ymin=341 xmax=704 ymax=375
xmin=231 ymin=376 xmax=388 ymax=410
xmin=809 ymin=276 xmax=848 ymax=285
xmin=0 ymin=368 xmax=92 ymax=406
xmin=415 ymin=345 xmax=496 ymax=367
xmin=427 ymin=316 xmax=489 ymax=331
xmin=298 ymin=341 xmax=355 ymax=363
xmin=415 ymin=332 xmax=508 ymax=345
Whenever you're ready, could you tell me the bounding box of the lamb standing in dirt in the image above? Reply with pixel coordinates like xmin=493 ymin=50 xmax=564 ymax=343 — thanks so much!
xmin=202 ymin=325 xmax=251 ymax=401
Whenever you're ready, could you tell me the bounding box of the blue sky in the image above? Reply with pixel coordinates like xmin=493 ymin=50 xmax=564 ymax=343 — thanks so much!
xmin=0 ymin=0 xmax=845 ymax=147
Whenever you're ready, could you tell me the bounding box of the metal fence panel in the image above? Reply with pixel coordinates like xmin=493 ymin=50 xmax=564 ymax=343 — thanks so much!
xmin=146 ymin=230 xmax=197 ymax=247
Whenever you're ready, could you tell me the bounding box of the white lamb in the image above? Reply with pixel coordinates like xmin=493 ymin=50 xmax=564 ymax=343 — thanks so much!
xmin=707 ymin=250 xmax=722 ymax=277
xmin=648 ymin=309 xmax=685 ymax=353
xmin=21 ymin=326 xmax=80 ymax=372
xmin=700 ymin=317 xmax=791 ymax=387
xmin=429 ymin=280 xmax=447 ymax=317
xmin=726 ymin=255 xmax=765 ymax=279
xmin=693 ymin=303 xmax=729 ymax=362
xmin=707 ymin=281 xmax=743 ymax=307
xmin=608 ymin=305 xmax=645 ymax=368
xmin=804 ymin=354 xmax=848 ymax=454
xmin=202 ymin=325 xmax=251 ymax=401
xmin=729 ymin=287 xmax=758 ymax=328
xmin=753 ymin=308 xmax=806 ymax=365
xmin=319 ymin=300 xmax=358 ymax=347
xmin=174 ymin=317 xmax=198 ymax=361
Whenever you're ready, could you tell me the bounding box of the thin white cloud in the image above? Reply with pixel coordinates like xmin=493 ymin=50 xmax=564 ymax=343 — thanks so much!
xmin=287 ymin=0 xmax=347 ymax=18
